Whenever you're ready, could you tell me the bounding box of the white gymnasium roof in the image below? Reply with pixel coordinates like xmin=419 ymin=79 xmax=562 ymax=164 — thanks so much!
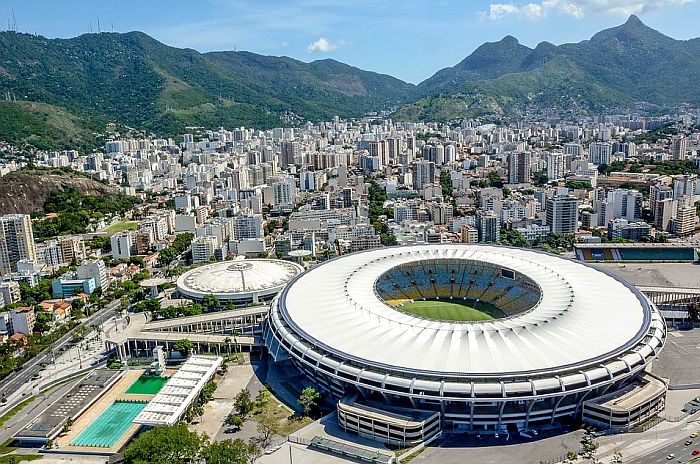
xmin=276 ymin=245 xmax=658 ymax=377
xmin=134 ymin=355 xmax=222 ymax=426
xmin=177 ymin=259 xmax=303 ymax=300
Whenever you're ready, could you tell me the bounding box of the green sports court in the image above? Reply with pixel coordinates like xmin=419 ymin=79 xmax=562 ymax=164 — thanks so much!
xmin=124 ymin=375 xmax=168 ymax=395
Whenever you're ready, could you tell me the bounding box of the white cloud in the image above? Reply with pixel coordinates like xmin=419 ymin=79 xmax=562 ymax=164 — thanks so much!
xmin=488 ymin=3 xmax=519 ymax=19
xmin=306 ymin=37 xmax=346 ymax=53
xmin=486 ymin=0 xmax=694 ymax=20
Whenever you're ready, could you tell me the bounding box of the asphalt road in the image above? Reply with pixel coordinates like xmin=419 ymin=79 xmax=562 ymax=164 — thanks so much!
xmin=0 ymin=300 xmax=119 ymax=401
xmin=0 ymin=378 xmax=78 ymax=445
xmin=628 ymin=434 xmax=700 ymax=464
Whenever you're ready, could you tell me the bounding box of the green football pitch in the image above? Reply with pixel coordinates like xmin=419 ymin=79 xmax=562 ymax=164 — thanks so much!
xmin=399 ymin=298 xmax=505 ymax=322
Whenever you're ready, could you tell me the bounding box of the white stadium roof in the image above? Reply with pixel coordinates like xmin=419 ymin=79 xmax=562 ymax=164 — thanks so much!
xmin=177 ymin=259 xmax=303 ymax=301
xmin=275 ymin=245 xmax=660 ymax=377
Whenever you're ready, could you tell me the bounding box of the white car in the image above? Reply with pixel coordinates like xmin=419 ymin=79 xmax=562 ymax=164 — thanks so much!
xmin=667 ymin=454 xmax=675 ymax=460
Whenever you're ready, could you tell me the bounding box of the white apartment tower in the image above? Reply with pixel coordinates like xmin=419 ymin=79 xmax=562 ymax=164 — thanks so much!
xmin=546 ymin=196 xmax=579 ymax=235
xmin=0 ymin=214 xmax=36 ymax=276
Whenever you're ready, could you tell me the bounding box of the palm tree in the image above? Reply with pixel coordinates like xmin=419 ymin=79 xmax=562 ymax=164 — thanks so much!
xmin=232 ymin=329 xmax=241 ymax=356
xmin=224 ymin=337 xmax=232 ymax=354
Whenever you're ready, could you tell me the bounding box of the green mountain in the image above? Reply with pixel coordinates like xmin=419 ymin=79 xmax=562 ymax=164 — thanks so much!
xmin=396 ymin=15 xmax=700 ymax=122
xmin=0 ymin=31 xmax=415 ymax=148
xmin=1 ymin=16 xmax=698 ymax=147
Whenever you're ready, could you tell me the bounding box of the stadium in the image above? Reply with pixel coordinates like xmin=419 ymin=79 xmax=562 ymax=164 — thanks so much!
xmin=176 ymin=258 xmax=304 ymax=303
xmin=265 ymin=244 xmax=667 ymax=442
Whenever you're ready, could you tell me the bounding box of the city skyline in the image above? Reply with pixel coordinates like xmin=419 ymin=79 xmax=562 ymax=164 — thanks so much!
xmin=3 ymin=0 xmax=698 ymax=83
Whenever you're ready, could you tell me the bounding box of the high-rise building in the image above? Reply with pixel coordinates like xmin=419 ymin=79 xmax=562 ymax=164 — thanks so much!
xmin=476 ymin=211 xmax=500 ymax=243
xmin=341 ymin=188 xmax=355 ymax=208
xmin=546 ymin=153 xmax=566 ymax=181
xmin=674 ymin=197 xmax=696 ymax=236
xmin=672 ymin=174 xmax=697 ymax=198
xmin=650 ymin=183 xmax=674 ymax=225
xmin=654 ymin=198 xmax=677 ymax=231
xmin=508 ymin=152 xmax=531 ymax=184
xmin=368 ymin=140 xmax=388 ymax=166
xmin=546 ymin=196 xmax=579 ymax=234
xmin=280 ymin=140 xmax=299 ymax=168
xmin=59 ymin=236 xmax=86 ymax=264
xmin=594 ymin=189 xmax=643 ymax=226
xmin=233 ymin=214 xmax=264 ymax=239
xmin=670 ymin=135 xmax=688 ymax=160
xmin=412 ymin=160 xmax=435 ymax=190
xmin=589 ymin=142 xmax=613 ymax=165
xmin=192 ymin=235 xmax=218 ymax=263
xmin=0 ymin=214 xmax=36 ymax=276
xmin=111 ymin=231 xmax=134 ymax=260
xmin=77 ymin=259 xmax=110 ymax=289
xmin=563 ymin=143 xmax=583 ymax=157
xmin=460 ymin=225 xmax=479 ymax=243
xmin=272 ymin=180 xmax=296 ymax=206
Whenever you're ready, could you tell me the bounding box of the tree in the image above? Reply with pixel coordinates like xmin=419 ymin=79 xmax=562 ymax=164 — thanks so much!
xmin=254 ymin=418 xmax=276 ymax=449
xmin=123 ymin=424 xmax=206 ymax=464
xmin=228 ymin=415 xmax=244 ymax=429
xmin=71 ymin=298 xmax=86 ymax=318
xmin=532 ymin=170 xmax=549 ymax=187
xmin=173 ymin=338 xmax=193 ymax=356
xmin=234 ymin=388 xmax=253 ymax=418
xmin=34 ymin=312 xmax=54 ymax=334
xmin=298 ymin=386 xmax=321 ymax=417
xmin=687 ymin=302 xmax=700 ymax=322
xmin=202 ymin=439 xmax=258 ymax=464
xmin=487 ymin=171 xmax=503 ymax=188
xmin=232 ymin=328 xmax=241 ymax=355
xmin=202 ymin=294 xmax=219 ymax=312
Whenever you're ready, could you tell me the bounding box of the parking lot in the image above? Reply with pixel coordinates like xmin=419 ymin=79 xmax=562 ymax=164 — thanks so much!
xmin=653 ymin=328 xmax=700 ymax=389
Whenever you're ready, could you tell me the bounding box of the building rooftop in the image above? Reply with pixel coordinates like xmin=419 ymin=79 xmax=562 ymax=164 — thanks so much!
xmin=276 ymin=244 xmax=661 ymax=377
xmin=14 ymin=369 xmax=122 ymax=441
xmin=584 ymin=374 xmax=667 ymax=412
xmin=176 ymin=259 xmax=303 ymax=300
xmin=133 ymin=355 xmax=222 ymax=426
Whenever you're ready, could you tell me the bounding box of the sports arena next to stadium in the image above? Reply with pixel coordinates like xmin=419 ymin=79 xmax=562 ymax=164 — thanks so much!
xmin=177 ymin=259 xmax=304 ymax=303
xmin=265 ymin=244 xmax=667 ymax=443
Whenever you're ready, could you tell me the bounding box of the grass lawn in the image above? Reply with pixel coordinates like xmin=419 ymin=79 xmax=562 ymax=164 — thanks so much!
xmin=249 ymin=388 xmax=312 ymax=437
xmin=0 ymin=439 xmax=16 ymax=455
xmin=0 ymin=397 xmax=35 ymax=428
xmin=0 ymin=454 xmax=42 ymax=463
xmin=102 ymin=221 xmax=138 ymax=234
xmin=399 ymin=298 xmax=505 ymax=322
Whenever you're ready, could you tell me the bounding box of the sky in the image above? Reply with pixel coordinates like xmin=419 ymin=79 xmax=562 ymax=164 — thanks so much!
xmin=2 ymin=0 xmax=699 ymax=84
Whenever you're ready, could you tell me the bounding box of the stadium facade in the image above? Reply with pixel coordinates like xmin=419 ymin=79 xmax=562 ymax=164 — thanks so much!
xmin=265 ymin=245 xmax=666 ymax=442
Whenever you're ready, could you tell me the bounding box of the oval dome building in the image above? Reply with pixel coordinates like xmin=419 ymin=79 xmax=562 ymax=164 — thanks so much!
xmin=177 ymin=259 xmax=304 ymax=304
xmin=265 ymin=245 xmax=666 ymax=440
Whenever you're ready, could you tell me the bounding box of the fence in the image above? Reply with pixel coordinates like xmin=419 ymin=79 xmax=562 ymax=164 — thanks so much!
xmin=662 ymin=412 xmax=690 ymax=423
xmin=288 ymin=435 xmax=311 ymax=446
xmin=629 ymin=416 xmax=664 ymax=432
